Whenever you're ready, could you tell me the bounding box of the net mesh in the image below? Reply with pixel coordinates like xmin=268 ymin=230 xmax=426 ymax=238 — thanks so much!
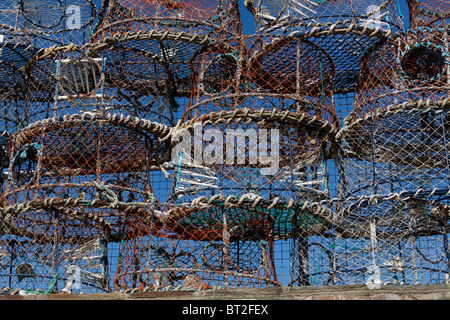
xmin=2 ymin=0 xmax=450 ymax=295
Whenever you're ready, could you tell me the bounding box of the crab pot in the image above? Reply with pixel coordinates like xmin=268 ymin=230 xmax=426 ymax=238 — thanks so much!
xmin=171 ymin=108 xmax=335 ymax=205
xmin=325 ymin=25 xmax=450 ymax=287
xmin=244 ymin=0 xmax=404 ymax=92
xmin=113 ymin=201 xmax=279 ymax=291
xmin=3 ymin=113 xmax=170 ymax=239
xmin=338 ymin=106 xmax=450 ymax=202
xmin=349 ymin=27 xmax=449 ymax=121
xmin=185 ymin=34 xmax=338 ymax=127
xmin=173 ymin=33 xmax=338 ymax=205
xmin=188 ymin=35 xmax=336 ymax=115
xmin=24 ymin=44 xmax=175 ymax=125
xmin=93 ymin=0 xmax=242 ymax=41
xmin=339 ymin=26 xmax=450 ymax=200
xmin=300 ymin=193 xmax=450 ymax=286
xmin=0 ymin=204 xmax=112 ymax=294
xmin=88 ymin=32 xmax=226 ymax=124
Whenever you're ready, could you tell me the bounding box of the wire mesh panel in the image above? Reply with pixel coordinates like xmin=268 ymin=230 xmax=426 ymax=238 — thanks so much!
xmin=408 ymin=0 xmax=450 ymax=28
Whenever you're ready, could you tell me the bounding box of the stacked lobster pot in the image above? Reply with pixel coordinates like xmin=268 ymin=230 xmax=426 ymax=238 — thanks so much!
xmin=0 ymin=0 xmax=98 ymax=190
xmin=326 ymin=1 xmax=450 ymax=287
xmin=0 ymin=1 xmax=172 ymax=294
xmin=3 ymin=0 xmax=450 ymax=296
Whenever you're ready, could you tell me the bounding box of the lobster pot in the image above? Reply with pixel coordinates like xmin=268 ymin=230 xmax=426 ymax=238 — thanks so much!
xmin=0 ymin=0 xmax=97 ymax=47
xmin=339 ymin=26 xmax=450 ymax=201
xmin=408 ymin=0 xmax=450 ymax=28
xmin=299 ymin=194 xmax=450 ymax=286
xmin=248 ymin=0 xmax=402 ymax=34
xmin=350 ymin=27 xmax=449 ymax=121
xmin=90 ymin=0 xmax=242 ymax=117
xmin=245 ymin=0 xmax=403 ymax=92
xmin=3 ymin=113 xmax=170 ymax=239
xmin=169 ymin=109 xmax=333 ymax=288
xmin=24 ymin=44 xmax=174 ymax=125
xmin=113 ymin=201 xmax=278 ymax=291
xmin=93 ymin=0 xmax=242 ymax=41
xmin=339 ymin=107 xmax=450 ymax=201
xmin=171 ymin=107 xmax=335 ymax=206
xmin=0 ymin=205 xmax=112 ymax=294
